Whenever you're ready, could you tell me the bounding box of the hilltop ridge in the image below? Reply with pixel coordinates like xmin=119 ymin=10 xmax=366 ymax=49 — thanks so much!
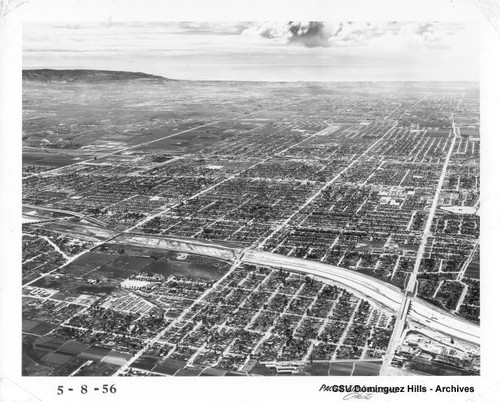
xmin=23 ymin=69 xmax=170 ymax=83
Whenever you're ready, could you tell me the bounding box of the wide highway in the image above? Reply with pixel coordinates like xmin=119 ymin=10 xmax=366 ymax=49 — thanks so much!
xmin=101 ymin=232 xmax=480 ymax=347
xmin=242 ymin=249 xmax=479 ymax=346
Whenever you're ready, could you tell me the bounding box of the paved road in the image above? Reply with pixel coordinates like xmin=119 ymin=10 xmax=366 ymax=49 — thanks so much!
xmin=408 ymin=301 xmax=479 ymax=345
xmin=242 ymin=248 xmax=479 ymax=346
xmin=23 ymin=203 xmax=107 ymax=227
xmin=380 ymin=94 xmax=467 ymax=374
xmin=257 ymin=121 xmax=398 ymax=250
xmin=243 ymin=249 xmax=403 ymax=312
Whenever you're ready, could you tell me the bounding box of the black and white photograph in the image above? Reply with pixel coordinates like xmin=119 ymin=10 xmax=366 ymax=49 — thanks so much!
xmin=1 ymin=0 xmax=500 ymax=400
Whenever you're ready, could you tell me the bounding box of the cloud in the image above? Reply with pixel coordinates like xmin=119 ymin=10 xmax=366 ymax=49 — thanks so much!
xmin=177 ymin=22 xmax=249 ymax=35
xmin=327 ymin=22 xmax=384 ymax=47
xmin=23 ymin=21 xmax=478 ymax=81
xmin=243 ymin=21 xmax=332 ymax=47
xmin=368 ymin=22 xmax=454 ymax=50
xmin=243 ymin=21 xmax=469 ymax=50
xmin=287 ymin=21 xmax=332 ymax=47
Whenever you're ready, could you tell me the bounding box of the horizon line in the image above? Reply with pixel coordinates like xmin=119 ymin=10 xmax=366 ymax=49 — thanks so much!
xmin=22 ymin=68 xmax=480 ymax=84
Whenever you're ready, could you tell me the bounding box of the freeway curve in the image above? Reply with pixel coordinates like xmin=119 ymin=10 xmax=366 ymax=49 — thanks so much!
xmin=23 ymin=204 xmax=107 ymax=227
xmin=242 ymin=249 xmax=479 ymax=346
xmin=408 ymin=300 xmax=479 ymax=345
xmin=31 ymin=221 xmax=479 ymax=348
xmin=107 ymin=233 xmax=479 ymax=347
xmin=243 ymin=249 xmax=403 ymax=313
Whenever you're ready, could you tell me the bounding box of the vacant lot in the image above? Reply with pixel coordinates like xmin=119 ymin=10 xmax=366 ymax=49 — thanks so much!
xmin=465 ymin=262 xmax=480 ymax=279
xmin=62 ymin=252 xmax=117 ymax=277
xmin=143 ymin=255 xmax=228 ymax=281
xmin=329 ymin=362 xmax=354 ymax=376
xmin=97 ymin=245 xmax=230 ymax=281
xmin=352 ymin=361 xmax=381 ymax=376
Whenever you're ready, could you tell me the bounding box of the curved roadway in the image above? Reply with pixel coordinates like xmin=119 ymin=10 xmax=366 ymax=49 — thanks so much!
xmin=242 ymin=249 xmax=479 ymax=346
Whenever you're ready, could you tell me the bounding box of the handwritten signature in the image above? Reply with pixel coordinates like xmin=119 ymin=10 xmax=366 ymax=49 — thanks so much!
xmin=343 ymin=392 xmax=374 ymax=400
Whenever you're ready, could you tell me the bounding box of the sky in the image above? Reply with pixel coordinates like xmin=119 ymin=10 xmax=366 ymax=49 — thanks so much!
xmin=23 ymin=21 xmax=479 ymax=82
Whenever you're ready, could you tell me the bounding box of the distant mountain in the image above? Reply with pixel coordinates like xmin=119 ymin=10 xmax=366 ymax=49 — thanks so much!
xmin=22 ymin=69 xmax=170 ymax=83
